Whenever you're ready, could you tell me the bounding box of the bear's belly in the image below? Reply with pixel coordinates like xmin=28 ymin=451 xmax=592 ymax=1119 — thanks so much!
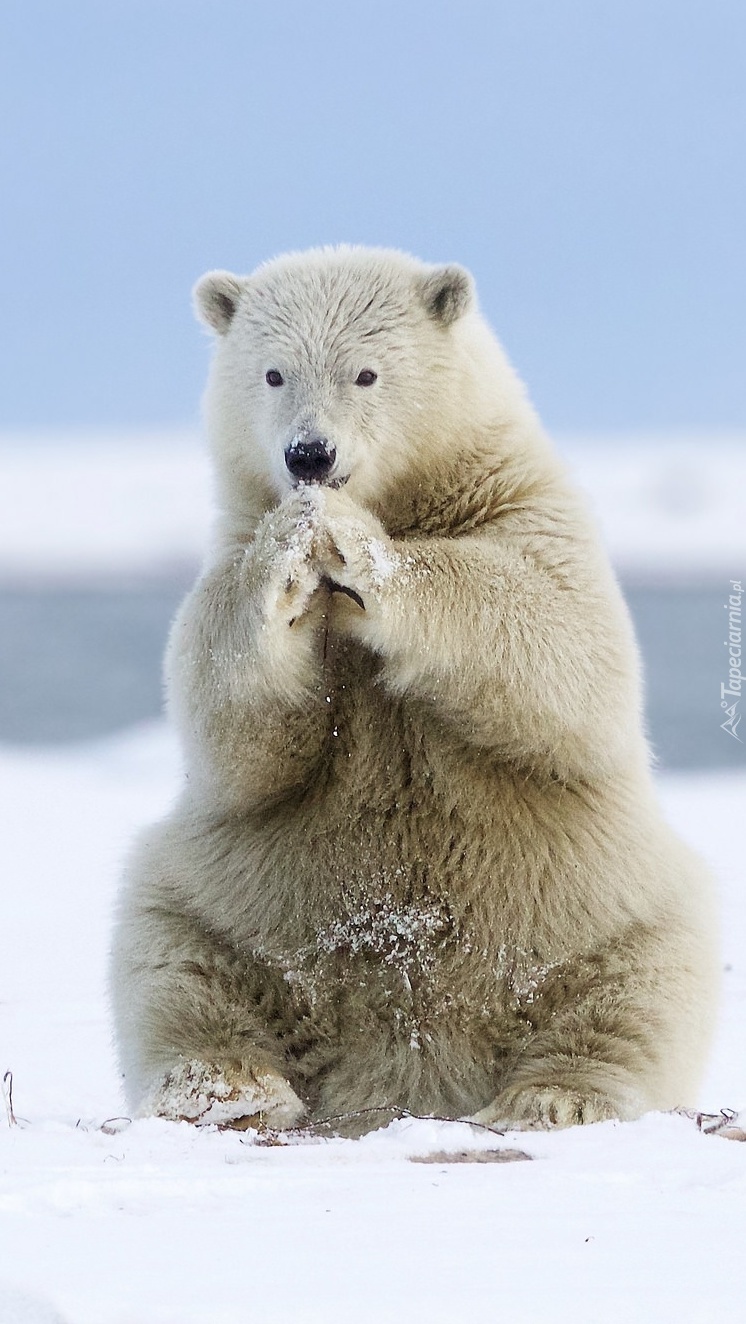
xmin=236 ymin=834 xmax=550 ymax=1117
xmin=257 ymin=913 xmax=527 ymax=1119
xmin=176 ymin=751 xmax=659 ymax=1118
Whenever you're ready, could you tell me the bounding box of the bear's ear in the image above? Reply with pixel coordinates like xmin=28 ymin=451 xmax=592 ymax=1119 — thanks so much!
xmin=419 ymin=264 xmax=474 ymax=325
xmin=193 ymin=271 xmax=245 ymax=334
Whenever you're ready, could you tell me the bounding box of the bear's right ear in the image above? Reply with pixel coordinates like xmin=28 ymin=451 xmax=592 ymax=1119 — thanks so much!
xmin=192 ymin=271 xmax=245 ymax=334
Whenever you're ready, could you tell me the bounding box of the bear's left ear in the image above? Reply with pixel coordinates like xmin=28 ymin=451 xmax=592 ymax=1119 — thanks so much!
xmin=419 ymin=264 xmax=475 ymax=325
xmin=193 ymin=271 xmax=246 ymax=334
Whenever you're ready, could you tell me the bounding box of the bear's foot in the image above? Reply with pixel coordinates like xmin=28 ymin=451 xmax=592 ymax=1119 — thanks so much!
xmin=471 ymin=1081 xmax=642 ymax=1131
xmin=143 ymin=1058 xmax=306 ymax=1129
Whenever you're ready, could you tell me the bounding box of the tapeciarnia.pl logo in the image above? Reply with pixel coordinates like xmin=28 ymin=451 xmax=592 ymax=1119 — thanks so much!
xmin=721 ymin=579 xmax=743 ymax=742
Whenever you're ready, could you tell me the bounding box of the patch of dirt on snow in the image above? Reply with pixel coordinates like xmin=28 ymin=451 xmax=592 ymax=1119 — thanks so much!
xmin=409 ymin=1147 xmax=532 ymax=1164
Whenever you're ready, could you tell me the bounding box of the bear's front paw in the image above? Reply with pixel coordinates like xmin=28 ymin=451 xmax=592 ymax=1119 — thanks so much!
xmin=313 ymin=489 xmax=399 ymax=617
xmin=144 ymin=1059 xmax=306 ymax=1129
xmin=254 ymin=489 xmax=326 ymax=628
xmin=471 ymin=1082 xmax=637 ymax=1131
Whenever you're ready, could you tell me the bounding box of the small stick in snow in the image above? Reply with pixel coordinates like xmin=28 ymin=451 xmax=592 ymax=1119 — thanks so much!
xmin=2 ymin=1070 xmax=17 ymax=1127
xmin=309 ymin=1105 xmax=509 ymax=1139
xmin=676 ymin=1106 xmax=746 ymax=1141
xmin=235 ymin=1104 xmax=510 ymax=1142
xmin=100 ymin=1116 xmax=133 ymax=1136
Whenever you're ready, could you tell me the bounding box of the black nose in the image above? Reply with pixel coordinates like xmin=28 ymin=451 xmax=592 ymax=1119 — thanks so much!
xmin=284 ymin=438 xmax=337 ymax=483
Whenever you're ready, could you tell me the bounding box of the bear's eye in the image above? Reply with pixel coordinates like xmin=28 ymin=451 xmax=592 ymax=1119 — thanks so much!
xmin=355 ymin=369 xmax=377 ymax=387
xmin=265 ymin=369 xmax=284 ymax=387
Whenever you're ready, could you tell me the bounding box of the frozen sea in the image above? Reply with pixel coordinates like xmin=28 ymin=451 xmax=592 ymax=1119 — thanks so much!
xmin=1 ymin=575 xmax=743 ymax=771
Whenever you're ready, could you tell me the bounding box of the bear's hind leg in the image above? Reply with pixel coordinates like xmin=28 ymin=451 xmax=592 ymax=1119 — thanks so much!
xmin=110 ymin=897 xmax=304 ymax=1128
xmin=471 ymin=916 xmax=715 ymax=1131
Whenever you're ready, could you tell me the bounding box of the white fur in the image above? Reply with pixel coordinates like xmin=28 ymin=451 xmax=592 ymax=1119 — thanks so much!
xmin=110 ymin=246 xmax=719 ymax=1132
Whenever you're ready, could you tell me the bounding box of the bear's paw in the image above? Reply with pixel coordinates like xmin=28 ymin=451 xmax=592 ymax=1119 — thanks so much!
xmin=470 ymin=1081 xmax=641 ymax=1131
xmin=254 ymin=489 xmax=327 ymax=628
xmin=314 ymin=488 xmax=400 ymax=613
xmin=144 ymin=1059 xmax=306 ymax=1129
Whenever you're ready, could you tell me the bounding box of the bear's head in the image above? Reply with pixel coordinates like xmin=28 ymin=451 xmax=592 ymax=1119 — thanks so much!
xmin=193 ymin=246 xmax=535 ymax=526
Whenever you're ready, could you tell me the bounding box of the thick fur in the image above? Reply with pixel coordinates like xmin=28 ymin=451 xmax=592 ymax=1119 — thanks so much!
xmin=110 ymin=246 xmax=718 ymax=1131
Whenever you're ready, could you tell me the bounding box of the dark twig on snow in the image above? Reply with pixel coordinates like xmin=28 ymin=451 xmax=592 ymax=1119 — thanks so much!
xmin=100 ymin=1117 xmax=133 ymax=1136
xmin=308 ymin=1105 xmax=508 ymax=1138
xmin=677 ymin=1106 xmax=737 ymax=1133
xmin=237 ymin=1103 xmax=508 ymax=1143
xmin=2 ymin=1070 xmax=17 ymax=1127
xmin=674 ymin=1106 xmax=745 ymax=1141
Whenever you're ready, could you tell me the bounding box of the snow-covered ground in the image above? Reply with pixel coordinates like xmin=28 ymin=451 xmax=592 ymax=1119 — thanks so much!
xmin=1 ymin=431 xmax=745 ymax=579
xmin=0 ymin=434 xmax=744 ymax=1323
xmin=0 ymin=728 xmax=743 ymax=1324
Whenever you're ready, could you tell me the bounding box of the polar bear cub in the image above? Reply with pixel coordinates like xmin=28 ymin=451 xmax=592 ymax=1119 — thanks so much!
xmin=110 ymin=246 xmax=718 ymax=1131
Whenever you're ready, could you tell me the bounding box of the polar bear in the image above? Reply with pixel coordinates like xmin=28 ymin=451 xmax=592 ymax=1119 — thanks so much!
xmin=110 ymin=246 xmax=718 ymax=1131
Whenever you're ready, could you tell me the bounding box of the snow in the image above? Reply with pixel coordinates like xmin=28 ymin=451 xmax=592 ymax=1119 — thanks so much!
xmin=561 ymin=434 xmax=746 ymax=579
xmin=364 ymin=535 xmax=400 ymax=586
xmin=0 ymin=721 xmax=744 ymax=1324
xmin=0 ymin=433 xmax=212 ymax=580
xmin=1 ymin=431 xmax=745 ymax=579
xmin=0 ymin=432 xmax=744 ymax=1322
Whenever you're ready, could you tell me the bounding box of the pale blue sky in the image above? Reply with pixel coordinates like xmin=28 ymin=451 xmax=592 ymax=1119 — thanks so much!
xmin=2 ymin=0 xmax=744 ymax=432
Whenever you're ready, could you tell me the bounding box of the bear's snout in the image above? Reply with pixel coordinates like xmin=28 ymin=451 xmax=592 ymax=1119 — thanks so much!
xmin=284 ymin=437 xmax=337 ymax=484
